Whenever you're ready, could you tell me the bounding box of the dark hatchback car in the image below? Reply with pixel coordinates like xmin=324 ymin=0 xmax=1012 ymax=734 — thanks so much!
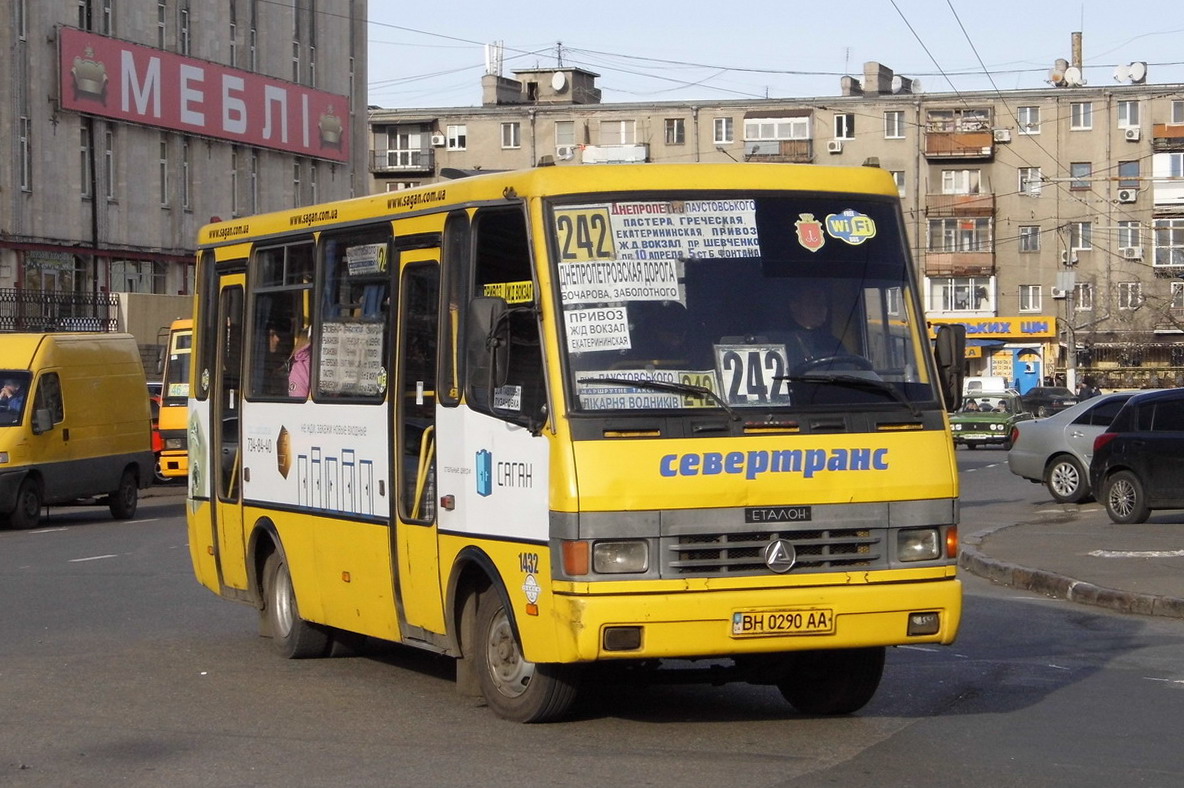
xmin=1090 ymin=388 xmax=1184 ymax=523
xmin=1020 ymin=386 xmax=1078 ymax=417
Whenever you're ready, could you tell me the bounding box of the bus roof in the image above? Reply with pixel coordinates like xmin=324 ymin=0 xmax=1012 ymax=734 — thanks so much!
xmin=197 ymin=162 xmax=899 ymax=249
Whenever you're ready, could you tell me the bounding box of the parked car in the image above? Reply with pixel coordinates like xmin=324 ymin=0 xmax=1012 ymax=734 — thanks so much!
xmin=1007 ymin=392 xmax=1134 ymax=503
xmin=950 ymin=391 xmax=1032 ymax=450
xmin=1020 ymin=386 xmax=1078 ymax=417
xmin=1089 ymin=388 xmax=1184 ymax=523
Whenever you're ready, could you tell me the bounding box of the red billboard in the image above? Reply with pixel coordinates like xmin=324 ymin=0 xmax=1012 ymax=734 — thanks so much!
xmin=59 ymin=27 xmax=350 ymax=163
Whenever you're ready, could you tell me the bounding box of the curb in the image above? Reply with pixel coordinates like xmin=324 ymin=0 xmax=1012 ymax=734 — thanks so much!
xmin=960 ymin=527 xmax=1184 ymax=620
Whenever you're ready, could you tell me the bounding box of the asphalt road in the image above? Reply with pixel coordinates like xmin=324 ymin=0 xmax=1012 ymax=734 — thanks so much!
xmin=2 ymin=478 xmax=1183 ymax=787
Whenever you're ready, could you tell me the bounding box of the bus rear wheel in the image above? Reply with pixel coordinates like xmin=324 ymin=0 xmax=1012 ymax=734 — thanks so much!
xmin=776 ymin=647 xmax=885 ymax=715
xmin=474 ymin=588 xmax=579 ymax=723
xmin=262 ymin=552 xmax=331 ymax=659
xmin=7 ymin=479 xmax=43 ymax=530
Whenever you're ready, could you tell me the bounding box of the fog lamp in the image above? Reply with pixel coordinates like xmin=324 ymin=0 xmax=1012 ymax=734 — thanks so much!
xmin=603 ymin=626 xmax=643 ymax=651
xmin=164 ymin=437 xmax=185 ymax=450
xmin=908 ymin=611 xmax=941 ymax=636
xmin=897 ymin=528 xmax=940 ymax=562
xmin=592 ymin=541 xmax=648 ymax=574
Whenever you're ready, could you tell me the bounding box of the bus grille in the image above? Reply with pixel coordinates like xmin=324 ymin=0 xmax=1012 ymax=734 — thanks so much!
xmin=664 ymin=528 xmax=883 ymax=576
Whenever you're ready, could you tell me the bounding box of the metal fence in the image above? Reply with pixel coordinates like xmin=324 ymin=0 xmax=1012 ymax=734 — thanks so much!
xmin=0 ymin=288 xmax=120 ymax=333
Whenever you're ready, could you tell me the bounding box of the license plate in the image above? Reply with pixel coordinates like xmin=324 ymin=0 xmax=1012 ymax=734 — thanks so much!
xmin=731 ymin=608 xmax=835 ymax=637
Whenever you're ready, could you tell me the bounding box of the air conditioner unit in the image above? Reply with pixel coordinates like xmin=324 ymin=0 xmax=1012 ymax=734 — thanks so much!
xmin=555 ymin=145 xmax=575 ymax=161
xmin=1117 ymin=188 xmax=1138 ymax=203
xmin=826 ymin=139 xmax=844 ymax=154
xmin=430 ymin=133 xmax=446 ymax=147
xmin=1050 ymin=287 xmax=1068 ymax=299
xmin=992 ymin=128 xmax=1012 ymax=143
xmin=1123 ymin=247 xmax=1144 ymax=260
xmin=1124 ymin=127 xmax=1141 ymax=142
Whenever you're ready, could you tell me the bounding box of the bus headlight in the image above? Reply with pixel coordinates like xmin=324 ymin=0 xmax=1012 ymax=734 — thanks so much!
xmin=897 ymin=528 xmax=941 ymax=562
xmin=164 ymin=437 xmax=186 ymax=450
xmin=0 ymin=451 xmax=8 ymax=464
xmin=593 ymin=541 xmax=649 ymax=574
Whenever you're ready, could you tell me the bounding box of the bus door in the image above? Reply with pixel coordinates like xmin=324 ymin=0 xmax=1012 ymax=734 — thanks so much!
xmin=213 ymin=271 xmax=249 ymax=590
xmin=393 ymin=253 xmax=445 ymax=634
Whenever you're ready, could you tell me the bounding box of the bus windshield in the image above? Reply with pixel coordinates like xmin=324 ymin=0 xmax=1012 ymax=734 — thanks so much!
xmin=552 ymin=193 xmax=932 ymax=413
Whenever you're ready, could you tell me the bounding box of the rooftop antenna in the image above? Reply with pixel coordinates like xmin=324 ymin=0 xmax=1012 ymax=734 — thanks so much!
xmin=484 ymin=41 xmax=504 ymax=77
xmin=556 ymin=41 xmax=563 ymax=68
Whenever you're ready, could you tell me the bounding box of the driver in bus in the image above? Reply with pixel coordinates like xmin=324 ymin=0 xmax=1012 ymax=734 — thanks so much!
xmin=784 ymin=283 xmax=845 ymax=366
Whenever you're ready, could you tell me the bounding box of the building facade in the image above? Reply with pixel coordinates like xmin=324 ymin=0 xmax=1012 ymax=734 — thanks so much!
xmin=2 ymin=0 xmax=367 ymax=318
xmin=369 ymin=58 xmax=1184 ymax=391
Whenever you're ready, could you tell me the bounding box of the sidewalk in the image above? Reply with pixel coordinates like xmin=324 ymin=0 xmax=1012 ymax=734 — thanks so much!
xmin=961 ymin=509 xmax=1184 ymax=619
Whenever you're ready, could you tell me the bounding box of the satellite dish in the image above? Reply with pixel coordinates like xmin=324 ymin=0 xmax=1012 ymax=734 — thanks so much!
xmin=1113 ymin=64 xmax=1130 ymax=83
xmin=910 ymin=77 xmax=922 ymax=93
xmin=551 ymin=71 xmax=568 ymax=92
xmin=1129 ymin=61 xmax=1147 ymax=83
xmin=891 ymin=75 xmax=904 ymax=94
xmin=1063 ymin=66 xmax=1083 ymax=86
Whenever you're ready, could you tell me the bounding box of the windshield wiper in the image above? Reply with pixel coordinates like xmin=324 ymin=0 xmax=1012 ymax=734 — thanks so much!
xmin=776 ymin=373 xmax=921 ymax=417
xmin=577 ymin=376 xmax=740 ymax=421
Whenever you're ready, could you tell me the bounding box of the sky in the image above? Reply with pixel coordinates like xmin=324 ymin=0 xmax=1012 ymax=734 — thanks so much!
xmin=366 ymin=0 xmax=1184 ymax=108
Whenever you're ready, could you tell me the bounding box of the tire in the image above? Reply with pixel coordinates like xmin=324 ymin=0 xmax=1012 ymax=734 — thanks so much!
xmin=1045 ymin=455 xmax=1088 ymax=504
xmin=1103 ymin=470 xmax=1151 ymax=524
xmin=7 ymin=478 xmax=43 ymax=530
xmin=777 ymin=647 xmax=885 ymax=715
xmin=153 ymin=454 xmax=170 ymax=485
xmin=474 ymin=587 xmax=579 ymax=723
xmin=108 ymin=468 xmax=139 ymax=519
xmin=966 ymin=443 xmax=977 ymax=450
xmin=262 ymin=552 xmax=331 ymax=659
xmin=1001 ymin=438 xmax=1013 ymax=451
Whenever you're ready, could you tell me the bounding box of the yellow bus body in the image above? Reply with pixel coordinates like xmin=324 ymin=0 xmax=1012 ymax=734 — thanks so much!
xmin=157 ymin=318 xmax=192 ymax=478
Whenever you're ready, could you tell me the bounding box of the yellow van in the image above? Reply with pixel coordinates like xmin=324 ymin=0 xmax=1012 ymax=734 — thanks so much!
xmin=0 ymin=333 xmax=155 ymax=529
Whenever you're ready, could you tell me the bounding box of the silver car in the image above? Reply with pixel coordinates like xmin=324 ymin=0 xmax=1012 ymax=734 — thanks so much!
xmin=1007 ymin=392 xmax=1134 ymax=503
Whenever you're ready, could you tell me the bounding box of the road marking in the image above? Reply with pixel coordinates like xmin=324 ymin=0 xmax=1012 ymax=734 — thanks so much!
xmin=69 ymin=554 xmax=118 ymax=563
xmin=1088 ymin=549 xmax=1184 ymax=559
xmin=30 ymin=528 xmax=69 ymax=534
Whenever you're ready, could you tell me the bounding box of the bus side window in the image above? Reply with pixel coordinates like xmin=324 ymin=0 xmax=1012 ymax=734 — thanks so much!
xmin=467 ymin=207 xmax=546 ymax=427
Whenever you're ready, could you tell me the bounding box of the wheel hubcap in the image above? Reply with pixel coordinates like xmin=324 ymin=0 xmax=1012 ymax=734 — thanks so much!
xmin=1050 ymin=464 xmax=1080 ymax=497
xmin=1109 ymin=480 xmax=1135 ymax=517
xmin=485 ymin=608 xmax=533 ymax=698
xmin=273 ymin=564 xmax=295 ymax=638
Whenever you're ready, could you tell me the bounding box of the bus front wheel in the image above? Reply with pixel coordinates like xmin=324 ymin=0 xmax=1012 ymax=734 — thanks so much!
xmin=776 ymin=646 xmax=885 ymax=715
xmin=262 ymin=552 xmax=331 ymax=659
xmin=473 ymin=587 xmax=579 ymax=723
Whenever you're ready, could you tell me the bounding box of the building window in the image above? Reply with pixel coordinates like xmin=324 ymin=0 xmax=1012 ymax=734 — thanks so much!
xmin=890 ymin=170 xmax=905 ymax=197
xmin=78 ymin=0 xmax=91 ymax=29
xmin=941 ymin=169 xmax=981 ymax=195
xmin=1019 ymin=284 xmax=1041 ymax=312
xmin=17 ymin=0 xmax=26 ymax=40
xmin=178 ymin=1 xmax=190 ymax=55
xmin=250 ymin=27 xmax=258 ymax=71
xmin=599 ymin=119 xmax=636 ymax=145
xmin=446 ymin=124 xmax=467 ymax=150
xmin=1118 ymin=160 xmax=1140 ymax=190
xmin=1074 ymin=282 xmax=1093 ymax=310
xmin=159 ymin=135 xmax=170 ymax=207
xmin=928 ymin=218 xmax=991 ymax=252
xmin=664 ymin=118 xmax=686 ymax=145
xmin=501 ymin=122 xmax=521 ymax=149
xmin=931 ymin=277 xmax=992 ymax=312
xmin=231 ymin=148 xmax=239 ymax=216
xmin=744 ymin=117 xmax=809 ymax=140
xmin=1069 ymin=221 xmax=1093 ymax=251
xmin=103 ymin=128 xmax=115 ymax=200
xmin=293 ymin=160 xmax=302 ymax=208
xmin=1153 ymin=217 xmax=1184 ymax=267
xmin=310 ymin=162 xmax=318 ymax=204
xmin=1118 ymin=282 xmax=1143 ymax=310
xmin=101 ymin=0 xmax=113 ymax=35
xmin=1172 ymin=281 xmax=1184 ymax=309
xmin=833 ymin=113 xmax=855 ymax=140
xmin=1018 ymin=167 xmax=1042 ymax=196
xmin=1070 ymin=102 xmax=1092 ymax=130
xmin=1117 ymin=100 xmax=1140 ymax=128
xmin=926 ymin=107 xmax=990 ymax=132
xmin=309 ymin=45 xmax=316 ymax=87
xmin=1069 ymin=161 xmax=1092 ymax=190
xmin=1173 ymin=100 xmax=1184 ymax=125
xmin=1170 ymin=153 xmax=1184 ymax=179
xmin=884 ymin=110 xmax=905 ymax=139
xmin=714 ymin=117 xmax=733 ymax=144
xmin=292 ymin=40 xmax=300 ymax=82
xmin=1118 ymin=221 xmax=1140 ymax=250
xmin=181 ymin=139 xmax=191 ymax=209
xmin=229 ymin=18 xmax=237 ymax=67
xmin=1019 ymin=226 xmax=1041 ymax=252
xmin=157 ymin=1 xmax=166 ymax=48
xmin=80 ymin=126 xmax=92 ymax=198
xmin=250 ymin=151 xmax=258 ymax=214
xmin=19 ymin=116 xmax=32 ymax=191
xmin=1017 ymin=105 xmax=1040 ymax=134
xmin=555 ymin=120 xmax=575 ymax=147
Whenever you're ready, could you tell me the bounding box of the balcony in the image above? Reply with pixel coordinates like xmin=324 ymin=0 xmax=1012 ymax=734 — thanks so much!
xmin=923 ymin=129 xmax=994 ymax=160
xmin=742 ymin=139 xmax=814 ymax=163
xmin=370 ymin=149 xmax=435 ymax=174
xmin=1152 ymin=123 xmax=1184 ymax=152
xmin=925 ymin=192 xmax=996 ymax=217
xmin=923 ymin=250 xmax=996 ymax=278
xmin=581 ymin=144 xmax=649 ymax=164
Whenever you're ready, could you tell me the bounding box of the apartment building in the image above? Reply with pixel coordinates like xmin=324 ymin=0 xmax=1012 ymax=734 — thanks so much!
xmin=1 ymin=0 xmax=367 ymax=307
xmin=369 ymin=59 xmax=1184 ymax=390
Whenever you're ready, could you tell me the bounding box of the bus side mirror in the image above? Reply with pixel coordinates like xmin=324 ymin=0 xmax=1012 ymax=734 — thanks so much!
xmin=31 ymin=408 xmax=54 ymax=435
xmin=933 ymin=324 xmax=966 ymax=413
xmin=466 ymin=296 xmax=510 ymax=408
